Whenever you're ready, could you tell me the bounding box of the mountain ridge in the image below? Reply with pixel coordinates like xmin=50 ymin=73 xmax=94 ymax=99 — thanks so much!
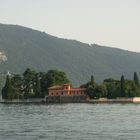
xmin=0 ymin=23 xmax=140 ymax=86
xmin=1 ymin=23 xmax=139 ymax=54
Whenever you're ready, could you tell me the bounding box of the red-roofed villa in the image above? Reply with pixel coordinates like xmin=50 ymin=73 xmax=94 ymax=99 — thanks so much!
xmin=46 ymin=84 xmax=87 ymax=103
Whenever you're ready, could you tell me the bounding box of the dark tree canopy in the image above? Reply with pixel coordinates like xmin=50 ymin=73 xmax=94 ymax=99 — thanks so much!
xmin=134 ymin=72 xmax=139 ymax=85
xmin=90 ymin=75 xmax=94 ymax=85
xmin=35 ymin=75 xmax=41 ymax=97
xmin=120 ymin=75 xmax=125 ymax=97
xmin=2 ymin=75 xmax=17 ymax=100
xmin=45 ymin=70 xmax=70 ymax=88
xmin=1 ymin=69 xmax=70 ymax=99
xmin=85 ymin=73 xmax=140 ymax=99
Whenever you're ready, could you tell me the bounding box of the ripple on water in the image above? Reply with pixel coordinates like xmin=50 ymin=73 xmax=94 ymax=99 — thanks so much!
xmin=0 ymin=103 xmax=140 ymax=140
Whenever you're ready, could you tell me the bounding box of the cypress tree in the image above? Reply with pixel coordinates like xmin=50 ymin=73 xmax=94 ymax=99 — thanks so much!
xmin=120 ymin=75 xmax=125 ymax=97
xmin=134 ymin=72 xmax=139 ymax=85
xmin=2 ymin=75 xmax=16 ymax=100
xmin=2 ymin=75 xmax=9 ymax=99
xmin=91 ymin=75 xmax=94 ymax=85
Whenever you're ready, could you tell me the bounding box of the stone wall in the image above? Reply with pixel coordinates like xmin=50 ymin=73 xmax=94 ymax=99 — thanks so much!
xmin=46 ymin=95 xmax=87 ymax=103
xmin=133 ymin=97 xmax=140 ymax=102
xmin=89 ymin=97 xmax=140 ymax=103
xmin=1 ymin=98 xmax=45 ymax=103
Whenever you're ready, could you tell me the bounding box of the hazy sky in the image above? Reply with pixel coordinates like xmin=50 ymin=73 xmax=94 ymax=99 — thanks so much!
xmin=0 ymin=0 xmax=140 ymax=52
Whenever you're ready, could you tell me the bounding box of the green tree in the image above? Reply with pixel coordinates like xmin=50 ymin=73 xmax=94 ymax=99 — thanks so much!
xmin=95 ymin=84 xmax=108 ymax=98
xmin=124 ymin=80 xmax=137 ymax=97
xmin=81 ymin=75 xmax=96 ymax=88
xmin=23 ymin=68 xmax=36 ymax=82
xmin=11 ymin=74 xmax=24 ymax=99
xmin=11 ymin=74 xmax=22 ymax=89
xmin=104 ymin=78 xmax=121 ymax=98
xmin=104 ymin=78 xmax=116 ymax=83
xmin=120 ymin=75 xmax=125 ymax=97
xmin=2 ymin=75 xmax=17 ymax=100
xmin=23 ymin=68 xmax=37 ymax=98
xmin=87 ymin=85 xmax=96 ymax=99
xmin=35 ymin=75 xmax=42 ymax=97
xmin=39 ymin=70 xmax=69 ymax=95
xmin=134 ymin=72 xmax=139 ymax=85
xmin=81 ymin=75 xmax=98 ymax=98
xmin=45 ymin=70 xmax=69 ymax=87
xmin=91 ymin=75 xmax=94 ymax=85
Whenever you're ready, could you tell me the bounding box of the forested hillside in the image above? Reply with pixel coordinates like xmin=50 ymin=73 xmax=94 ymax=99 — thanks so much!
xmin=0 ymin=23 xmax=140 ymax=86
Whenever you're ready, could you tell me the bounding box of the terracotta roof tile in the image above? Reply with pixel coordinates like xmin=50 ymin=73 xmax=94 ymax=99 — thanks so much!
xmin=48 ymin=85 xmax=63 ymax=90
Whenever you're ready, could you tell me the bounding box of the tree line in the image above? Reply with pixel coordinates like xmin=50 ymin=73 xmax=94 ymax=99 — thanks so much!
xmin=82 ymin=72 xmax=140 ymax=99
xmin=1 ymin=68 xmax=140 ymax=100
xmin=2 ymin=68 xmax=69 ymax=100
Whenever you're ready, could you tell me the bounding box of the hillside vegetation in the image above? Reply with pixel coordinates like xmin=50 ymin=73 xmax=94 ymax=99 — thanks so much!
xmin=0 ymin=23 xmax=140 ymax=86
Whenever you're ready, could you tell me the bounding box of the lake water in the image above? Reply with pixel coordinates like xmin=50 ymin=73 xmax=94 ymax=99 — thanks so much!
xmin=0 ymin=103 xmax=140 ymax=140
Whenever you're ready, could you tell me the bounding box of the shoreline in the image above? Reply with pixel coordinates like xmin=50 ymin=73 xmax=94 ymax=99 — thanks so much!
xmin=1 ymin=97 xmax=140 ymax=104
xmin=89 ymin=97 xmax=140 ymax=103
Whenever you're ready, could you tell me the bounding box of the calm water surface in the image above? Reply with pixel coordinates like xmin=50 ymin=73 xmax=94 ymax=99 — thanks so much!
xmin=0 ymin=103 xmax=140 ymax=140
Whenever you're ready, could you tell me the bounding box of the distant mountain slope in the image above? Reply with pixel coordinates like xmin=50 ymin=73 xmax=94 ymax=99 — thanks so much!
xmin=0 ymin=23 xmax=140 ymax=85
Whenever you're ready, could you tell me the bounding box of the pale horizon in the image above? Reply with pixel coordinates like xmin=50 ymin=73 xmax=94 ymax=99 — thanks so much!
xmin=0 ymin=0 xmax=140 ymax=52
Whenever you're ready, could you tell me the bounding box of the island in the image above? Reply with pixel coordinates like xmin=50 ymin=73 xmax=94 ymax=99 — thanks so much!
xmin=1 ymin=68 xmax=140 ymax=103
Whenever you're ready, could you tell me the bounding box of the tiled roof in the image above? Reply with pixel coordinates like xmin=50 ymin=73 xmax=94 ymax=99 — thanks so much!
xmin=48 ymin=85 xmax=86 ymax=91
xmin=48 ymin=85 xmax=63 ymax=90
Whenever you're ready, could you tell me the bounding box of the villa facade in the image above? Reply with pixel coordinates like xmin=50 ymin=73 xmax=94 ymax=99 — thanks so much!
xmin=46 ymin=84 xmax=87 ymax=103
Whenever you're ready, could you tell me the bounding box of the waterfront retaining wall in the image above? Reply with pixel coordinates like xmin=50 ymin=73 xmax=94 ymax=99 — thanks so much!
xmin=89 ymin=97 xmax=140 ymax=103
xmin=1 ymin=98 xmax=45 ymax=103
